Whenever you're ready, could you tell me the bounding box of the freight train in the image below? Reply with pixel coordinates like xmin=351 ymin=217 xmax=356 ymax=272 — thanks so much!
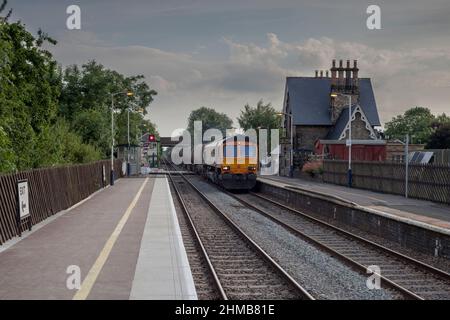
xmin=188 ymin=135 xmax=258 ymax=190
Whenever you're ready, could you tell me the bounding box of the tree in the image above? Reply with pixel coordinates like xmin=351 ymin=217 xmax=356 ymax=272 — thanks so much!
xmin=34 ymin=119 xmax=102 ymax=166
xmin=237 ymin=100 xmax=281 ymax=147
xmin=237 ymin=100 xmax=281 ymax=131
xmin=187 ymin=107 xmax=233 ymax=137
xmin=59 ymin=61 xmax=158 ymax=156
xmin=426 ymin=123 xmax=450 ymax=149
xmin=71 ymin=109 xmax=110 ymax=153
xmin=0 ymin=1 xmax=62 ymax=170
xmin=0 ymin=1 xmax=155 ymax=173
xmin=385 ymin=107 xmax=450 ymax=145
xmin=0 ymin=125 xmax=15 ymax=172
xmin=385 ymin=107 xmax=436 ymax=144
xmin=116 ymin=111 xmax=158 ymax=146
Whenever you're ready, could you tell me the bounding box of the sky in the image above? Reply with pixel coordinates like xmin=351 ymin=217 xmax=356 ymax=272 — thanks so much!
xmin=7 ymin=0 xmax=450 ymax=135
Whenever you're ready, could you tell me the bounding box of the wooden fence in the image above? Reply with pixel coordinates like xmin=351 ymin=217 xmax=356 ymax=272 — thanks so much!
xmin=0 ymin=160 xmax=123 ymax=245
xmin=323 ymin=160 xmax=450 ymax=204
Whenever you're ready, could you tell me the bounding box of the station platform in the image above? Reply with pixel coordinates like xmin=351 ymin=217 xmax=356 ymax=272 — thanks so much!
xmin=0 ymin=177 xmax=196 ymax=300
xmin=258 ymin=176 xmax=450 ymax=232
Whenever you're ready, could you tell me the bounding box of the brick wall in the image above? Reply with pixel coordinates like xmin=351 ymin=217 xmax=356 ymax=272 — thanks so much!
xmin=330 ymin=93 xmax=359 ymax=124
xmin=295 ymin=126 xmax=330 ymax=151
xmin=341 ymin=112 xmax=372 ymax=140
xmin=386 ymin=143 xmax=425 ymax=162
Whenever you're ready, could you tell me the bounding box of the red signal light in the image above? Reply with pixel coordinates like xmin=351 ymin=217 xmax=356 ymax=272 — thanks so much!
xmin=149 ymin=134 xmax=156 ymax=142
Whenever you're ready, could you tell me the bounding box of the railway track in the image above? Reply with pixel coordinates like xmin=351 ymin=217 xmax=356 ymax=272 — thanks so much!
xmin=226 ymin=190 xmax=450 ymax=300
xmin=163 ymin=159 xmax=314 ymax=300
xmin=162 ymin=160 xmax=450 ymax=299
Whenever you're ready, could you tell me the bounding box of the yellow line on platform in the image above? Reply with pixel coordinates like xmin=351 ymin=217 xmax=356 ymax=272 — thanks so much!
xmin=73 ymin=178 xmax=149 ymax=300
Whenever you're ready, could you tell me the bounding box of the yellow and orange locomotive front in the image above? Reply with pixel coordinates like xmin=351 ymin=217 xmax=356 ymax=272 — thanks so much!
xmin=203 ymin=136 xmax=258 ymax=190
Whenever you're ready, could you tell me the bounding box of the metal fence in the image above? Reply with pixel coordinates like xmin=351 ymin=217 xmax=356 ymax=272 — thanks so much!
xmin=323 ymin=160 xmax=450 ymax=205
xmin=0 ymin=160 xmax=123 ymax=245
xmin=427 ymin=149 xmax=450 ymax=166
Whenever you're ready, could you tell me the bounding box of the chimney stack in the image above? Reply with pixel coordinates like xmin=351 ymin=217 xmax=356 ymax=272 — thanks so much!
xmin=345 ymin=60 xmax=352 ymax=91
xmin=331 ymin=59 xmax=337 ymax=87
xmin=338 ymin=59 xmax=344 ymax=90
xmin=352 ymin=60 xmax=359 ymax=92
xmin=330 ymin=58 xmax=361 ymax=123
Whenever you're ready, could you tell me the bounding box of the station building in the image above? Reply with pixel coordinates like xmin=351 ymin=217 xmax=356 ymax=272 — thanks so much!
xmin=280 ymin=59 xmax=384 ymax=176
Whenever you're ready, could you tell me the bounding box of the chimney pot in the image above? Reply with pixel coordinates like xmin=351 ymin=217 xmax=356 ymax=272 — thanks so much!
xmin=353 ymin=60 xmax=358 ymax=68
xmin=315 ymin=70 xmax=318 ymax=78
xmin=320 ymin=70 xmax=323 ymax=78
xmin=331 ymin=60 xmax=337 ymax=87
xmin=326 ymin=70 xmax=329 ymax=78
xmin=346 ymin=60 xmax=350 ymax=68
xmin=339 ymin=60 xmax=343 ymax=68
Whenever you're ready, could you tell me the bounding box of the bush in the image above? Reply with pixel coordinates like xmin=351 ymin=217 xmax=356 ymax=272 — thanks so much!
xmin=301 ymin=161 xmax=324 ymax=176
xmin=0 ymin=125 xmax=16 ymax=173
xmin=34 ymin=119 xmax=102 ymax=168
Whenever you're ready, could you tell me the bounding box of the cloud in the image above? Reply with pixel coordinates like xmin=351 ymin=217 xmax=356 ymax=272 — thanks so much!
xmin=221 ymin=34 xmax=450 ymax=123
xmin=49 ymin=31 xmax=450 ymax=134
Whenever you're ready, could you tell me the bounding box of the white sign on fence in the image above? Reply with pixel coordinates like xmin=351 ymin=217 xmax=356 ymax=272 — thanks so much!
xmin=17 ymin=180 xmax=30 ymax=219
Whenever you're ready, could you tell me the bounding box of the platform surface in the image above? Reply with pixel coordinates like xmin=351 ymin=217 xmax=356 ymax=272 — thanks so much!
xmin=130 ymin=177 xmax=196 ymax=300
xmin=0 ymin=177 xmax=196 ymax=300
xmin=259 ymin=175 xmax=450 ymax=231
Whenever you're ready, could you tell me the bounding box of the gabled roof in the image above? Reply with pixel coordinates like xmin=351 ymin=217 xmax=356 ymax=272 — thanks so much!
xmin=325 ymin=104 xmax=378 ymax=140
xmin=284 ymin=77 xmax=381 ymax=126
xmin=326 ymin=105 xmax=357 ymax=139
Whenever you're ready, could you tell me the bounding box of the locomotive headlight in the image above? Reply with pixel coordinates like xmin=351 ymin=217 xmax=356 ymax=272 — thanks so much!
xmin=223 ymin=166 xmax=230 ymax=171
xmin=248 ymin=166 xmax=257 ymax=171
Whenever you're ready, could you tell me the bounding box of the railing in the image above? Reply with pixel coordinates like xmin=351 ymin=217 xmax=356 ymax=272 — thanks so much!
xmin=0 ymin=160 xmax=123 ymax=245
xmin=323 ymin=160 xmax=450 ymax=205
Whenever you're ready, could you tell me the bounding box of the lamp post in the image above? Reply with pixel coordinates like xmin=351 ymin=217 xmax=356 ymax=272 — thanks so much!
xmin=110 ymin=90 xmax=133 ymax=185
xmin=127 ymin=102 xmax=144 ymax=176
xmin=278 ymin=112 xmax=294 ymax=177
xmin=331 ymin=93 xmax=352 ymax=187
xmin=405 ymin=134 xmax=409 ymax=198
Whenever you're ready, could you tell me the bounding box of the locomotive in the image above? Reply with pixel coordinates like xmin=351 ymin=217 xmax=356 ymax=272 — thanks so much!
xmin=191 ymin=134 xmax=258 ymax=190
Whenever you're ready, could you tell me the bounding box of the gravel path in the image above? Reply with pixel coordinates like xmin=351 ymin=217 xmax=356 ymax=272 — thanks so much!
xmin=190 ymin=177 xmax=402 ymax=300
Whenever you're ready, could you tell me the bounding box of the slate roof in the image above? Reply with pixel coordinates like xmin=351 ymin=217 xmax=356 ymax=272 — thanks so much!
xmin=284 ymin=77 xmax=381 ymax=126
xmin=325 ymin=105 xmax=357 ymax=140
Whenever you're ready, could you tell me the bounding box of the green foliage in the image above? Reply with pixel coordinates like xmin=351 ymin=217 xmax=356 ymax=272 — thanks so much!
xmin=60 ymin=61 xmax=158 ymax=155
xmin=237 ymin=100 xmax=280 ymax=131
xmin=237 ymin=100 xmax=281 ymax=146
xmin=34 ymin=119 xmax=101 ymax=166
xmin=426 ymin=123 xmax=450 ymax=149
xmin=0 ymin=1 xmax=157 ymax=173
xmin=0 ymin=3 xmax=61 ymax=171
xmin=187 ymin=107 xmax=233 ymax=137
xmin=71 ymin=108 xmax=110 ymax=153
xmin=237 ymin=100 xmax=281 ymax=141
xmin=140 ymin=119 xmax=159 ymax=140
xmin=0 ymin=125 xmax=15 ymax=172
xmin=115 ymin=111 xmax=159 ymax=146
xmin=385 ymin=107 xmax=450 ymax=144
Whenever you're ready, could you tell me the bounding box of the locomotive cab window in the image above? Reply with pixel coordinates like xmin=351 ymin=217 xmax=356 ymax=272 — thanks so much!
xmin=224 ymin=145 xmax=237 ymax=157
xmin=236 ymin=145 xmax=257 ymax=157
